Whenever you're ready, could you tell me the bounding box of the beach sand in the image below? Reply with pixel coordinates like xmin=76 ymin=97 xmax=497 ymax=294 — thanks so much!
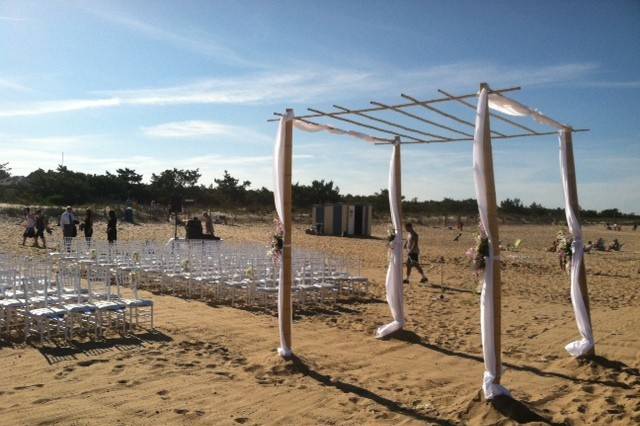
xmin=0 ymin=218 xmax=638 ymax=425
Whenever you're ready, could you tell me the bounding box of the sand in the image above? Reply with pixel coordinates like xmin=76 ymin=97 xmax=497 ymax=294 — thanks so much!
xmin=0 ymin=217 xmax=639 ymax=425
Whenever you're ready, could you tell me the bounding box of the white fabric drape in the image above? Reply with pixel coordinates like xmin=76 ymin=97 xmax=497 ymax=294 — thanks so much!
xmin=293 ymin=119 xmax=387 ymax=143
xmin=473 ymin=88 xmax=510 ymax=400
xmin=376 ymin=140 xmax=404 ymax=338
xmin=488 ymin=93 xmax=566 ymax=130
xmin=273 ymin=110 xmax=293 ymax=357
xmin=559 ymin=130 xmax=594 ymax=357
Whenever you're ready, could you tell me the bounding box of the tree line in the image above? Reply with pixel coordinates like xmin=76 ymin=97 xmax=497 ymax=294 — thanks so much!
xmin=0 ymin=163 xmax=636 ymax=221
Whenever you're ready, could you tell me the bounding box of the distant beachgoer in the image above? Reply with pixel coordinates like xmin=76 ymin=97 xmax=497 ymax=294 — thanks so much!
xmin=22 ymin=207 xmax=37 ymax=246
xmin=82 ymin=209 xmax=94 ymax=241
xmin=107 ymin=210 xmax=117 ymax=243
xmin=595 ymin=238 xmax=606 ymax=251
xmin=633 ymin=223 xmax=638 ymax=231
xmin=608 ymin=239 xmax=622 ymax=252
xmin=584 ymin=240 xmax=593 ymax=253
xmin=403 ymin=223 xmax=428 ymax=284
xmin=60 ymin=206 xmax=77 ymax=238
xmin=35 ymin=210 xmax=49 ymax=248
xmin=202 ymin=212 xmax=221 ymax=240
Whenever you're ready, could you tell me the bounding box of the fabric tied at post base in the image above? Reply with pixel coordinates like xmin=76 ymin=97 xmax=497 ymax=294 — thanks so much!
xmin=375 ymin=140 xmax=404 ymax=339
xmin=564 ymin=239 xmax=594 ymax=357
xmin=558 ymin=130 xmax=595 ymax=357
xmin=482 ymin=371 xmax=511 ymax=401
xmin=376 ymin=320 xmax=404 ymax=339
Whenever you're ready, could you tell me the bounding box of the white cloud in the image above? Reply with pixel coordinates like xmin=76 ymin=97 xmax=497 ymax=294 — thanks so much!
xmin=83 ymin=8 xmax=255 ymax=67
xmin=141 ymin=120 xmax=273 ymax=145
xmin=0 ymin=98 xmax=121 ymax=118
xmin=0 ymin=77 xmax=31 ymax=92
xmin=0 ymin=16 xmax=27 ymax=22
xmin=0 ymin=62 xmax=601 ymax=118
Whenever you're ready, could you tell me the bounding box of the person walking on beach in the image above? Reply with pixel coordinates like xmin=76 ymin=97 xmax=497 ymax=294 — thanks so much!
xmin=107 ymin=210 xmax=117 ymax=243
xmin=22 ymin=207 xmax=37 ymax=246
xmin=60 ymin=206 xmax=77 ymax=238
xmin=34 ymin=209 xmax=49 ymax=248
xmin=403 ymin=223 xmax=428 ymax=284
xmin=82 ymin=208 xmax=94 ymax=242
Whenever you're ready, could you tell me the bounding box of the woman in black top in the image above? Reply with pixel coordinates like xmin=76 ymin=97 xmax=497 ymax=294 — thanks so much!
xmin=83 ymin=209 xmax=94 ymax=241
xmin=107 ymin=210 xmax=117 ymax=243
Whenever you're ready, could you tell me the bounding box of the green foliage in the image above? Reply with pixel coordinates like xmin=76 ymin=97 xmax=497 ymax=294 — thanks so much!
xmin=0 ymin=162 xmax=10 ymax=181
xmin=0 ymin=165 xmax=636 ymax=221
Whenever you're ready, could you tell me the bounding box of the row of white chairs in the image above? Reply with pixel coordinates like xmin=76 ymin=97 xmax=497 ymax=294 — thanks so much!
xmin=52 ymin=238 xmax=369 ymax=308
xmin=0 ymin=253 xmax=153 ymax=344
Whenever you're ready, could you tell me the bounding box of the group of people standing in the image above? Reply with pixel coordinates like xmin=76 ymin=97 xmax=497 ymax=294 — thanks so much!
xmin=21 ymin=208 xmax=50 ymax=248
xmin=22 ymin=206 xmax=119 ymax=248
xmin=185 ymin=212 xmax=220 ymax=240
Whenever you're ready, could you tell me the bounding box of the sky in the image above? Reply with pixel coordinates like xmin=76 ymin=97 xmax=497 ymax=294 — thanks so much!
xmin=0 ymin=0 xmax=639 ymax=212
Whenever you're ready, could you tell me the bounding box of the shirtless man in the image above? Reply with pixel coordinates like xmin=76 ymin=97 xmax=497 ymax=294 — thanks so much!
xmin=403 ymin=223 xmax=428 ymax=284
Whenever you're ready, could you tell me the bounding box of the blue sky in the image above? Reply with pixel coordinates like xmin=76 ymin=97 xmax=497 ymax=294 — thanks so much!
xmin=1 ymin=0 xmax=638 ymax=212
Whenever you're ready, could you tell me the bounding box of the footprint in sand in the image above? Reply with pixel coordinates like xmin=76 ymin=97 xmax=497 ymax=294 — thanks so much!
xmin=174 ymin=408 xmax=189 ymax=415
xmin=14 ymin=383 xmax=44 ymax=391
xmin=111 ymin=364 xmax=125 ymax=374
xmin=77 ymin=359 xmax=109 ymax=367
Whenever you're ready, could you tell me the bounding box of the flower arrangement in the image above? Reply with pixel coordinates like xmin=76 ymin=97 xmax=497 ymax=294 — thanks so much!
xmin=465 ymin=224 xmax=490 ymax=271
xmin=268 ymin=218 xmax=284 ymax=263
xmin=386 ymin=227 xmax=397 ymax=247
xmin=555 ymin=230 xmax=573 ymax=258
xmin=245 ymin=265 xmax=255 ymax=280
xmin=181 ymin=259 xmax=191 ymax=272
xmin=556 ymin=230 xmax=573 ymax=272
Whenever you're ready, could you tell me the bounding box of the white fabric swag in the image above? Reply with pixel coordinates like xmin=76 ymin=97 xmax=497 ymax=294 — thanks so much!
xmin=473 ymin=88 xmax=510 ymax=400
xmin=293 ymin=119 xmax=387 ymax=143
xmin=273 ymin=110 xmax=293 ymax=357
xmin=559 ymin=130 xmax=594 ymax=357
xmin=376 ymin=140 xmax=404 ymax=338
xmin=488 ymin=93 xmax=566 ymax=130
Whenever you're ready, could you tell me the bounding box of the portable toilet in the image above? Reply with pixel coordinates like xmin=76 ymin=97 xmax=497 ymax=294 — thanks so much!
xmin=331 ymin=203 xmax=348 ymax=236
xmin=347 ymin=205 xmax=355 ymax=235
xmin=312 ymin=205 xmax=325 ymax=234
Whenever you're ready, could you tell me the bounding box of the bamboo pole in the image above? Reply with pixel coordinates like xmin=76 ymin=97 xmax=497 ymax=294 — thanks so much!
xmin=282 ymin=108 xmax=294 ymax=353
xmin=563 ymin=131 xmax=595 ymax=357
xmin=479 ymin=82 xmax=502 ymax=383
xmin=394 ymin=137 xmax=403 ymax=226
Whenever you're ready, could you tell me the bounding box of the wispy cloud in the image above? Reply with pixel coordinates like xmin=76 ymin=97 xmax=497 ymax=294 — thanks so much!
xmin=0 ymin=16 xmax=27 ymax=22
xmin=0 ymin=98 xmax=120 ymax=117
xmin=83 ymin=8 xmax=255 ymax=67
xmin=142 ymin=120 xmax=269 ymax=144
xmin=0 ymin=62 xmax=601 ymax=118
xmin=0 ymin=77 xmax=31 ymax=92
xmin=580 ymin=80 xmax=640 ymax=89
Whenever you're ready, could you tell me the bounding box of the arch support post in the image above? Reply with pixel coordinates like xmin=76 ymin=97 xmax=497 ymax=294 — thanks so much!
xmin=560 ymin=129 xmax=595 ymax=358
xmin=274 ymin=108 xmax=294 ymax=357
xmin=474 ymin=83 xmax=508 ymax=400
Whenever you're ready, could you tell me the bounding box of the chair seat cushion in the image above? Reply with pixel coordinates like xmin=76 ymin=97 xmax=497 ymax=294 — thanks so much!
xmin=94 ymin=300 xmax=126 ymax=310
xmin=64 ymin=303 xmax=96 ymax=313
xmin=121 ymin=298 xmax=153 ymax=307
xmin=30 ymin=307 xmax=66 ymax=318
